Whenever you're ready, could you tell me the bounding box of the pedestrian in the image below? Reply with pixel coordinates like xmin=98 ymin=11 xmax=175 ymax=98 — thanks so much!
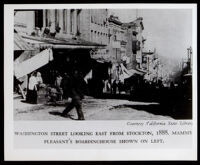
xmin=112 ymin=80 xmax=117 ymax=95
xmin=55 ymin=72 xmax=63 ymax=101
xmin=36 ymin=72 xmax=43 ymax=85
xmin=118 ymin=80 xmax=123 ymax=94
xmin=27 ymin=72 xmax=38 ymax=104
xmin=62 ymin=70 xmax=86 ymax=120
xmin=170 ymin=81 xmax=175 ymax=89
xmin=61 ymin=72 xmax=71 ymax=100
xmin=48 ymin=85 xmax=58 ymax=105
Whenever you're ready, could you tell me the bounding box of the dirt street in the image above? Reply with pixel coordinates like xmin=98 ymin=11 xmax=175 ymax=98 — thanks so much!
xmin=14 ymin=97 xmax=173 ymax=120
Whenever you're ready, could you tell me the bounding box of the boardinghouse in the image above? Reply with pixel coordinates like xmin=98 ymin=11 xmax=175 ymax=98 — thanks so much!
xmin=14 ymin=9 xmax=111 ymax=101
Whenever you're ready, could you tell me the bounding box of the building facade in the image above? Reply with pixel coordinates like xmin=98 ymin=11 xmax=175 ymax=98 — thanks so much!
xmin=15 ymin=9 xmax=151 ymax=95
xmin=86 ymin=9 xmax=110 ymax=60
xmin=14 ymin=9 xmax=146 ymax=69
xmin=122 ymin=17 xmax=145 ymax=70
xmin=108 ymin=15 xmax=127 ymax=64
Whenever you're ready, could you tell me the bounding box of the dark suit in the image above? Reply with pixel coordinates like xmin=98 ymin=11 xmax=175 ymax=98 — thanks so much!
xmin=62 ymin=72 xmax=86 ymax=120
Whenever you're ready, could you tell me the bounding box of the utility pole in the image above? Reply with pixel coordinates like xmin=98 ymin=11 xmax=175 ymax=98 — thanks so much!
xmin=147 ymin=56 xmax=149 ymax=74
xmin=157 ymin=60 xmax=159 ymax=83
xmin=187 ymin=46 xmax=192 ymax=74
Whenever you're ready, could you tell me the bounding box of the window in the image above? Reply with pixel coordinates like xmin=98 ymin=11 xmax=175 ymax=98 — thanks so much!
xmin=63 ymin=9 xmax=67 ymax=32
xmin=77 ymin=10 xmax=81 ymax=34
xmin=45 ymin=10 xmax=49 ymax=27
xmin=35 ymin=10 xmax=43 ymax=29
xmin=91 ymin=9 xmax=94 ymax=23
xmin=91 ymin=15 xmax=93 ymax=23
xmin=94 ymin=31 xmax=97 ymax=42
xmin=132 ymin=41 xmax=137 ymax=54
xmin=55 ymin=9 xmax=59 ymax=27
xmin=91 ymin=30 xmax=93 ymax=41
xmin=136 ymin=41 xmax=140 ymax=50
xmin=116 ymin=49 xmax=121 ymax=62
xmin=97 ymin=32 xmax=100 ymax=42
xmin=114 ymin=35 xmax=117 ymax=41
xmin=70 ymin=9 xmax=74 ymax=33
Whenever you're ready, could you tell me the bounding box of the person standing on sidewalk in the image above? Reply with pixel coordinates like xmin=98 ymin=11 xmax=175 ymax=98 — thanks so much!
xmin=62 ymin=70 xmax=86 ymax=120
xmin=27 ymin=72 xmax=38 ymax=104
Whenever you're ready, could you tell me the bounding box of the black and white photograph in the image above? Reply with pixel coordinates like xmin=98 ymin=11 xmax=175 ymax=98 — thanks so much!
xmin=13 ymin=8 xmax=193 ymax=121
xmin=4 ymin=3 xmax=197 ymax=161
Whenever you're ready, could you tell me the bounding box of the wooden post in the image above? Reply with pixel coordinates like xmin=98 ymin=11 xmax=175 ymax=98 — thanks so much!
xmin=18 ymin=84 xmax=26 ymax=99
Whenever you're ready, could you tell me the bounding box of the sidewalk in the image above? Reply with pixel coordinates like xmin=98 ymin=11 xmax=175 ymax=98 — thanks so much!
xmin=14 ymin=98 xmax=44 ymax=113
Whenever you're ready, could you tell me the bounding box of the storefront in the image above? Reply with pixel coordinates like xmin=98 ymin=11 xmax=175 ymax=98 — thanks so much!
xmin=14 ymin=33 xmax=106 ymax=101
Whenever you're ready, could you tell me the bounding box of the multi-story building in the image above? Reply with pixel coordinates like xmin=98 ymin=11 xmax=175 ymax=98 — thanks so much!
xmin=122 ymin=17 xmax=145 ymax=70
xmin=14 ymin=9 xmax=111 ymax=95
xmin=15 ymin=9 xmax=109 ymax=43
xmin=15 ymin=9 xmax=81 ymax=38
xmin=14 ymin=9 xmax=108 ymax=80
xmin=14 ymin=9 xmax=148 ymax=95
xmin=86 ymin=9 xmax=110 ymax=61
xmin=108 ymin=15 xmax=127 ymax=64
xmin=142 ymin=49 xmax=156 ymax=72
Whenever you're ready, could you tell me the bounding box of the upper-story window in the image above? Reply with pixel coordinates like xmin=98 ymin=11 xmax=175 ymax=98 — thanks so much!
xmin=55 ymin=10 xmax=58 ymax=27
xmin=70 ymin=9 xmax=74 ymax=33
xmin=94 ymin=31 xmax=97 ymax=42
xmin=63 ymin=9 xmax=67 ymax=32
xmin=97 ymin=32 xmax=100 ymax=42
xmin=91 ymin=9 xmax=94 ymax=23
xmin=77 ymin=9 xmax=81 ymax=34
xmin=114 ymin=35 xmax=117 ymax=41
xmin=35 ymin=10 xmax=43 ymax=29
xmin=91 ymin=30 xmax=93 ymax=41
xmin=91 ymin=15 xmax=94 ymax=23
xmin=45 ymin=10 xmax=50 ymax=27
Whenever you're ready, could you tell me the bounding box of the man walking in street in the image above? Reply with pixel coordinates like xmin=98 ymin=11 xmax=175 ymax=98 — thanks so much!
xmin=62 ymin=70 xmax=86 ymax=120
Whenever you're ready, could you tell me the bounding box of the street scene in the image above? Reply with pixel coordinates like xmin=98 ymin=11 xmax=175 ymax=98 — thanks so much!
xmin=14 ymin=9 xmax=192 ymax=120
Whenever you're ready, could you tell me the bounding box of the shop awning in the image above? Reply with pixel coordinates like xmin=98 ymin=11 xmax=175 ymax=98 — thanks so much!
xmin=21 ymin=34 xmax=106 ymax=49
xmin=128 ymin=69 xmax=145 ymax=76
xmin=14 ymin=32 xmax=35 ymax=51
xmin=120 ymin=64 xmax=133 ymax=79
xmin=91 ymin=54 xmax=111 ymax=63
xmin=135 ymin=67 xmax=147 ymax=74
xmin=120 ymin=64 xmax=145 ymax=77
xmin=14 ymin=48 xmax=53 ymax=79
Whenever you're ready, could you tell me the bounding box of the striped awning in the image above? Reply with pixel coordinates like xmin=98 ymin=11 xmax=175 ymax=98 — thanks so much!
xmin=14 ymin=48 xmax=53 ymax=79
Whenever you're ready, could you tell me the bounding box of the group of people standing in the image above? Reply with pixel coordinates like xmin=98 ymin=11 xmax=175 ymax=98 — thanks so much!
xmin=26 ymin=71 xmax=43 ymax=104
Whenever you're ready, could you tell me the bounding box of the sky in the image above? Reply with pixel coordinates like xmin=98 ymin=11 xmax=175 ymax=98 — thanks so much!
xmin=110 ymin=9 xmax=193 ymax=63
